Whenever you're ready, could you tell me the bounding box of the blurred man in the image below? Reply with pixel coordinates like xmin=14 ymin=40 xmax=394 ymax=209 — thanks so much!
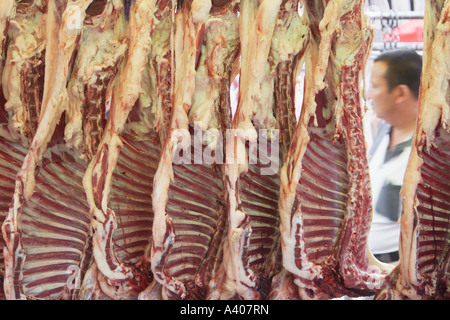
xmin=367 ymin=49 xmax=422 ymax=264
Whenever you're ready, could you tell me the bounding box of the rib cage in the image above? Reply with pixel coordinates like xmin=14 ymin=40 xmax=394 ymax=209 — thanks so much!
xmin=298 ymin=134 xmax=348 ymax=263
xmin=0 ymin=0 xmax=448 ymax=300
xmin=20 ymin=153 xmax=91 ymax=299
xmin=158 ymin=142 xmax=226 ymax=297
xmin=0 ymin=138 xmax=27 ymax=286
xmin=239 ymin=155 xmax=280 ymax=271
xmin=415 ymin=134 xmax=450 ymax=278
xmin=109 ymin=134 xmax=159 ymax=265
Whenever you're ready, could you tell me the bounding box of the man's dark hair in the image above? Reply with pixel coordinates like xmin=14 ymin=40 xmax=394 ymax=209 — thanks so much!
xmin=374 ymin=49 xmax=422 ymax=99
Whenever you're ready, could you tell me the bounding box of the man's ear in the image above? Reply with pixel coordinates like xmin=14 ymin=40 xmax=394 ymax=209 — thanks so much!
xmin=393 ymin=84 xmax=412 ymax=103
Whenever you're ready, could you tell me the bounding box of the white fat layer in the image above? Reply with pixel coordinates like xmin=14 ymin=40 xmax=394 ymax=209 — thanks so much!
xmin=418 ymin=4 xmax=450 ymax=142
xmin=0 ymin=0 xmax=14 ymax=18
xmin=189 ymin=12 xmax=239 ymax=133
xmin=270 ymin=9 xmax=309 ymax=68
xmin=137 ymin=15 xmax=171 ymax=137
xmin=65 ymin=9 xmax=127 ymax=152
xmin=331 ymin=6 xmax=374 ymax=136
xmin=172 ymin=0 xmax=212 ymax=123
xmin=236 ymin=0 xmax=281 ymax=134
xmin=109 ymin=1 xmax=154 ymax=132
xmin=2 ymin=6 xmax=46 ymax=145
xmin=192 ymin=0 xmax=212 ymax=23
xmin=0 ymin=0 xmax=15 ymax=77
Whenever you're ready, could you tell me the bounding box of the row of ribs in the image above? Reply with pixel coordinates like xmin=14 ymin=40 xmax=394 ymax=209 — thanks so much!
xmin=0 ymin=0 xmax=448 ymax=300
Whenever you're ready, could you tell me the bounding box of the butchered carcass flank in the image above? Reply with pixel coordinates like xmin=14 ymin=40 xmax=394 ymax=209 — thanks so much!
xmin=269 ymin=0 xmax=393 ymax=300
xmin=207 ymin=0 xmax=309 ymax=300
xmin=140 ymin=0 xmax=241 ymax=300
xmin=1 ymin=0 xmax=131 ymax=299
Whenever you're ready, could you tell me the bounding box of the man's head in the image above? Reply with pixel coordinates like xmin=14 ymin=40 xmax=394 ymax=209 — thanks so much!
xmin=367 ymin=50 xmax=422 ymax=124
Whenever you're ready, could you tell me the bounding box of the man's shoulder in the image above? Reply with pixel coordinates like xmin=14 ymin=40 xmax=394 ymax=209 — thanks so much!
xmin=369 ymin=121 xmax=391 ymax=156
xmin=375 ymin=121 xmax=392 ymax=137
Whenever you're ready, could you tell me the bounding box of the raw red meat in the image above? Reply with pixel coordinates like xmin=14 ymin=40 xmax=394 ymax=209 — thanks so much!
xmin=0 ymin=0 xmax=447 ymax=300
